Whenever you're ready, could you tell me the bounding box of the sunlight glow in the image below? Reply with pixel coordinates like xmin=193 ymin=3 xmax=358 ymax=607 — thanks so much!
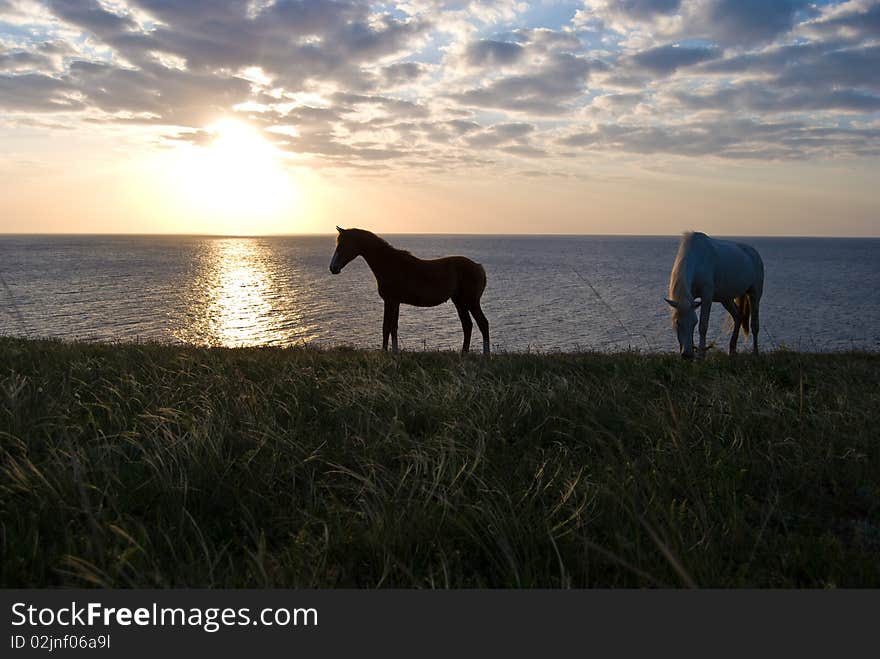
xmin=164 ymin=118 xmax=300 ymax=234
xmin=205 ymin=238 xmax=276 ymax=346
xmin=173 ymin=238 xmax=319 ymax=346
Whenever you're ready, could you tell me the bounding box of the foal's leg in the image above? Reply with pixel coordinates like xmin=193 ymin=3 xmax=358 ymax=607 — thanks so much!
xmin=382 ymin=299 xmax=395 ymax=351
xmin=389 ymin=301 xmax=400 ymax=354
xmin=470 ymin=303 xmax=490 ymax=355
xmin=453 ymin=299 xmax=473 ymax=353
xmin=721 ymin=298 xmax=741 ymax=356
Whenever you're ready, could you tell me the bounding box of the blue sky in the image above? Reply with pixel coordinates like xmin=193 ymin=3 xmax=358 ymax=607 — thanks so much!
xmin=0 ymin=1 xmax=878 ymax=235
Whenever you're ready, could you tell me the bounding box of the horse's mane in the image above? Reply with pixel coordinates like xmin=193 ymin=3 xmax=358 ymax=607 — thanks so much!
xmin=668 ymin=232 xmax=696 ymax=317
xmin=350 ymin=228 xmax=412 ymax=257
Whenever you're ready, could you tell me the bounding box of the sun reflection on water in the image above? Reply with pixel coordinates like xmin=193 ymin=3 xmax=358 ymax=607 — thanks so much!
xmin=175 ymin=238 xmax=316 ymax=347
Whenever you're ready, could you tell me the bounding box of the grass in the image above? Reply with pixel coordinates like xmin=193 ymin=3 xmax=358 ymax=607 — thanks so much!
xmin=1 ymin=336 xmax=878 ymax=588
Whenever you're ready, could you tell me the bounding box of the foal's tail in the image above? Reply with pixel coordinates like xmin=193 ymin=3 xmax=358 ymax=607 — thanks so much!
xmin=738 ymin=295 xmax=751 ymax=338
xmin=476 ymin=262 xmax=487 ymax=297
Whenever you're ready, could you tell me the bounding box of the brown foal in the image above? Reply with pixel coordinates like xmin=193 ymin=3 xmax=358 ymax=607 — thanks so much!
xmin=329 ymin=227 xmax=490 ymax=354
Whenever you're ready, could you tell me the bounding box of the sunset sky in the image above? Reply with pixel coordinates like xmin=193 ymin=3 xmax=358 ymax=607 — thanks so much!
xmin=1 ymin=0 xmax=878 ymax=236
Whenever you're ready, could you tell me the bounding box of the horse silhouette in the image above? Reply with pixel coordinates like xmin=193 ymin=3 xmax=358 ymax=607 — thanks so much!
xmin=666 ymin=231 xmax=764 ymax=359
xmin=329 ymin=227 xmax=490 ymax=354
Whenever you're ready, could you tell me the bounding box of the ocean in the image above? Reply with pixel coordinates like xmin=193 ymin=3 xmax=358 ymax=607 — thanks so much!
xmin=1 ymin=234 xmax=878 ymax=352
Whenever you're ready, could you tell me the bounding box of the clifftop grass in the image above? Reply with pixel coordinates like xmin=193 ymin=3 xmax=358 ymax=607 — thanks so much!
xmin=1 ymin=337 xmax=878 ymax=587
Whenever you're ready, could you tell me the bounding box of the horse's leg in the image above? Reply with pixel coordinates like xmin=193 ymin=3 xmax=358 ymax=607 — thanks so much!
xmin=721 ymin=298 xmax=741 ymax=356
xmin=382 ymin=299 xmax=393 ymax=351
xmin=750 ymin=293 xmax=760 ymax=355
xmin=389 ymin=301 xmax=400 ymax=354
xmin=470 ymin=303 xmax=490 ymax=355
xmin=453 ymin=299 xmax=472 ymax=353
xmin=697 ymin=295 xmax=712 ymax=359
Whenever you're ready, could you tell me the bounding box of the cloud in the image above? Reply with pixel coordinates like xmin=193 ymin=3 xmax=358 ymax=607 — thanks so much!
xmin=464 ymin=39 xmax=525 ymax=66
xmin=675 ymin=85 xmax=880 ymax=113
xmin=581 ymin=0 xmax=815 ymax=46
xmin=700 ymin=0 xmax=813 ymax=46
xmin=466 ymin=122 xmax=535 ymax=147
xmin=592 ymin=0 xmax=682 ymax=21
xmin=45 ymin=0 xmax=430 ymax=90
xmin=380 ymin=61 xmax=428 ymax=87
xmin=450 ymin=53 xmax=595 ymax=115
xmin=560 ymin=118 xmax=880 ymax=159
xmin=0 ymin=48 xmax=53 ymax=72
xmin=800 ymin=0 xmax=880 ymax=42
xmin=678 ymin=44 xmax=880 ymax=113
xmin=0 ymin=0 xmax=877 ymax=170
xmin=0 ymin=72 xmax=83 ymax=111
xmin=578 ymin=0 xmax=681 ymax=28
xmin=619 ymin=0 xmax=681 ymax=19
xmin=630 ymin=43 xmax=720 ymax=74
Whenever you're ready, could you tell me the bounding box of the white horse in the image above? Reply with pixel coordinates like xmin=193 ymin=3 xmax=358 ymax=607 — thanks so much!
xmin=665 ymin=232 xmax=764 ymax=359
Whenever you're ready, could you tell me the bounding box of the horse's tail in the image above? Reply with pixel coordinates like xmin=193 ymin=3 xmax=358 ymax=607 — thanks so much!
xmin=476 ymin=262 xmax=487 ymax=297
xmin=738 ymin=295 xmax=751 ymax=338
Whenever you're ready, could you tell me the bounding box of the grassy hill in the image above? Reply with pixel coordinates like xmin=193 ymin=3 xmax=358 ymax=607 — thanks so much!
xmin=1 ymin=337 xmax=878 ymax=587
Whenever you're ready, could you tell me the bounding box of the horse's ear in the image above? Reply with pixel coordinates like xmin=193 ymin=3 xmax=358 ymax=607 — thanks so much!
xmin=664 ymin=297 xmax=677 ymax=309
xmin=336 ymin=225 xmax=343 ymax=233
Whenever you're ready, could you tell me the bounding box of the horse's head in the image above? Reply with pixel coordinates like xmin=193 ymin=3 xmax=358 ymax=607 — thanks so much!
xmin=665 ymin=297 xmax=701 ymax=359
xmin=329 ymin=226 xmax=360 ymax=274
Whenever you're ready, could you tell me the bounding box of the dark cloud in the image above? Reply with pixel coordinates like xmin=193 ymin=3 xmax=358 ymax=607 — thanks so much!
xmin=47 ymin=0 xmax=138 ymax=34
xmin=0 ymin=73 xmax=83 ymax=111
xmin=630 ymin=43 xmax=720 ymax=74
xmin=679 ymin=44 xmax=880 ymax=114
xmin=466 ymin=122 xmax=535 ymax=147
xmin=598 ymin=72 xmax=653 ymax=89
xmin=588 ymin=0 xmax=816 ymax=47
xmin=274 ymin=128 xmax=409 ymax=162
xmin=702 ymin=0 xmax=813 ymax=46
xmin=446 ymin=119 xmax=481 ymax=134
xmin=598 ymin=92 xmax=644 ymax=107
xmin=44 ymin=0 xmax=430 ymax=91
xmin=418 ymin=118 xmax=481 ymax=145
xmin=162 ymin=128 xmax=215 ymax=147
xmin=696 ymin=43 xmax=880 ymax=92
xmin=697 ymin=41 xmax=832 ymax=74
xmin=0 ymin=0 xmax=432 ymax=155
xmin=775 ymin=45 xmax=880 ymax=90
xmin=560 ymin=118 xmax=880 ymax=159
xmin=514 ymin=28 xmax=583 ymax=52
xmin=611 ymin=0 xmax=681 ymax=19
xmin=675 ymin=85 xmax=880 ymax=114
xmin=464 ymin=39 xmax=525 ymax=66
xmin=451 ymin=53 xmax=594 ymax=115
xmin=282 ymin=105 xmax=343 ymax=128
xmin=380 ymin=62 xmax=427 ymax=87
xmin=1 ymin=0 xmax=877 ymax=169
xmin=499 ymin=143 xmax=547 ymax=157
xmin=0 ymin=49 xmax=53 ymax=72
xmin=60 ymin=59 xmax=253 ymax=124
xmin=803 ymin=0 xmax=880 ymax=42
xmin=332 ymin=92 xmax=430 ymax=119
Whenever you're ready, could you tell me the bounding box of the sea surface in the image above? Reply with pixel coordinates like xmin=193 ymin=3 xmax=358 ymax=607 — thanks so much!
xmin=1 ymin=235 xmax=878 ymax=353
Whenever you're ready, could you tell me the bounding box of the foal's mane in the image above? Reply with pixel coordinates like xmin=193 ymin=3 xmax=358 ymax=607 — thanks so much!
xmin=349 ymin=228 xmax=412 ymax=257
xmin=668 ymin=231 xmax=696 ymax=317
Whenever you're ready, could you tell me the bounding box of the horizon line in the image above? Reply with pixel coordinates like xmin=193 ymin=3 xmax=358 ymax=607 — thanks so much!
xmin=1 ymin=231 xmax=879 ymax=240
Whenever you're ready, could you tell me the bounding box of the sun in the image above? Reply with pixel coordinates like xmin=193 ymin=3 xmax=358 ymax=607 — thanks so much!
xmin=164 ymin=118 xmax=299 ymax=233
